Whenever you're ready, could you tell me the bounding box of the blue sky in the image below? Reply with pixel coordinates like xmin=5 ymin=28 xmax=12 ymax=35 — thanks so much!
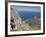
xmin=11 ymin=5 xmax=41 ymax=12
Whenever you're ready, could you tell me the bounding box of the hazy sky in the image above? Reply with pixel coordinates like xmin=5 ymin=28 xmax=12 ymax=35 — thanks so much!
xmin=11 ymin=5 xmax=41 ymax=12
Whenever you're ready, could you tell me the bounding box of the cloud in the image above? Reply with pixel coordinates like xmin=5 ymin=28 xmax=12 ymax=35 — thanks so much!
xmin=11 ymin=5 xmax=41 ymax=12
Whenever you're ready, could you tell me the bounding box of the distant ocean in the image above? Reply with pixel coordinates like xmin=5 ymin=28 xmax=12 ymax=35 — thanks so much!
xmin=18 ymin=11 xmax=41 ymax=20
